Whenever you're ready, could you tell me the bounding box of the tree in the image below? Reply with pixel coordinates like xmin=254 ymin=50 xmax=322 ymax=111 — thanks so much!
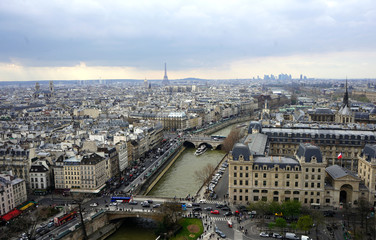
xmin=357 ymin=196 xmax=371 ymax=234
xmin=194 ymin=163 xmax=215 ymax=186
xmin=222 ymin=128 xmax=241 ymax=153
xmin=160 ymin=201 xmax=183 ymax=228
xmin=281 ymin=200 xmax=301 ymax=219
xmin=275 ymin=217 xmax=287 ymax=233
xmin=309 ymin=210 xmax=324 ymax=240
xmin=71 ymin=193 xmax=89 ymax=240
xmin=297 ymin=215 xmax=313 ymax=234
xmin=269 ymin=201 xmax=282 ymax=216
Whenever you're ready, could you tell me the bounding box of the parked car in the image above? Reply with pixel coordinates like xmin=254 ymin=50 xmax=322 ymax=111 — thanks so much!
xmin=90 ymin=203 xmax=98 ymax=207
xmin=211 ymin=210 xmax=220 ymax=215
xmin=204 ymin=207 xmax=212 ymax=211
xmin=285 ymin=232 xmax=300 ymax=240
xmin=47 ymin=222 xmax=54 ymax=228
xmin=152 ymin=204 xmax=161 ymax=208
xmin=129 ymin=201 xmax=138 ymax=205
xmin=272 ymin=233 xmax=283 ymax=239
xmin=192 ymin=203 xmax=200 ymax=206
xmin=260 ymin=232 xmax=269 ymax=237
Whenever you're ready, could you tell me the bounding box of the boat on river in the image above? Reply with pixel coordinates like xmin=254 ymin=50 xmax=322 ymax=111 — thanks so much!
xmin=195 ymin=145 xmax=207 ymax=156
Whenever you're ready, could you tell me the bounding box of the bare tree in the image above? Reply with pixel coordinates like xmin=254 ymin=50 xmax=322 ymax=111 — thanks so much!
xmin=71 ymin=193 xmax=89 ymax=240
xmin=222 ymin=128 xmax=241 ymax=153
xmin=194 ymin=163 xmax=215 ymax=186
xmin=160 ymin=201 xmax=183 ymax=227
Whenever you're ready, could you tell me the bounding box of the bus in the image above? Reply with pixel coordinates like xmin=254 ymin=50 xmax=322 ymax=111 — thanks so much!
xmin=211 ymin=135 xmax=226 ymax=140
xmin=54 ymin=211 xmax=77 ymax=226
xmin=110 ymin=196 xmax=131 ymax=203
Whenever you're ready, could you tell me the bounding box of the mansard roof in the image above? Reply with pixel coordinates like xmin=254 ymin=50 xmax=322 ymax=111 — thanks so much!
xmin=362 ymin=144 xmax=376 ymax=162
xmin=232 ymin=143 xmax=251 ymax=161
xmin=296 ymin=143 xmax=323 ymax=163
xmin=248 ymin=121 xmax=262 ymax=133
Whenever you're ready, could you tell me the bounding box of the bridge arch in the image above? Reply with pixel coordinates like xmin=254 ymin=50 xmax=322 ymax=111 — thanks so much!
xmin=183 ymin=141 xmax=196 ymax=148
xmin=197 ymin=142 xmax=213 ymax=149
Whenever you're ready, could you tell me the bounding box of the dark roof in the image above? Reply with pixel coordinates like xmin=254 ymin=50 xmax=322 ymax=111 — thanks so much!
xmin=81 ymin=153 xmax=105 ymax=165
xmin=355 ymin=112 xmax=369 ymax=120
xmin=370 ymin=107 xmax=376 ymax=114
xmin=253 ymin=156 xmax=300 ymax=170
xmin=311 ymin=108 xmax=334 ymax=115
xmin=296 ymin=143 xmax=323 ymax=163
xmin=326 ymin=165 xmax=358 ymax=180
xmin=232 ymin=143 xmax=251 ymax=161
xmin=362 ymin=144 xmax=376 ymax=162
xmin=29 ymin=165 xmax=48 ymax=172
xmin=248 ymin=121 xmax=262 ymax=133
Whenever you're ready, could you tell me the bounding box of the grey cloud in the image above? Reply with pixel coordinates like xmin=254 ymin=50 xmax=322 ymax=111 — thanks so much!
xmin=0 ymin=0 xmax=375 ymax=70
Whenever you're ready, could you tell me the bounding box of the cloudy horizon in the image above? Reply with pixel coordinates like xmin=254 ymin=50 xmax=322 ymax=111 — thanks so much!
xmin=0 ymin=0 xmax=375 ymax=81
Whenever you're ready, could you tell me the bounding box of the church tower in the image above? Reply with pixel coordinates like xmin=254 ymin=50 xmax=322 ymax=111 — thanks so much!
xmin=35 ymin=82 xmax=40 ymax=91
xmin=335 ymin=79 xmax=353 ymax=124
xmin=162 ymin=63 xmax=170 ymax=85
xmin=49 ymin=80 xmax=54 ymax=93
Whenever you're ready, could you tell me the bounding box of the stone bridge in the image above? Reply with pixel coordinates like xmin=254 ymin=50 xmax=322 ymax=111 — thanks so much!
xmin=181 ymin=136 xmax=224 ymax=149
xmin=107 ymin=210 xmax=164 ymax=222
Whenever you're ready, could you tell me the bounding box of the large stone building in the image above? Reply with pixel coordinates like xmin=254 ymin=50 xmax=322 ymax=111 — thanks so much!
xmin=229 ymin=120 xmax=375 ymax=208
xmin=54 ymin=153 xmax=108 ymax=194
xmin=261 ymin=126 xmax=376 ymax=171
xmin=228 ymin=143 xmax=326 ymax=207
xmin=358 ymin=145 xmax=376 ymax=206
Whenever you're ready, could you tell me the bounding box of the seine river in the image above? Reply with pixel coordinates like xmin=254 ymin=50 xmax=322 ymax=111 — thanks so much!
xmin=107 ymin=122 xmax=246 ymax=239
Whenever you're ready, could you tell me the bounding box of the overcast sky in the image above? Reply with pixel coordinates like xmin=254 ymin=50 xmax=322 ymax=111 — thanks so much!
xmin=0 ymin=0 xmax=375 ymax=81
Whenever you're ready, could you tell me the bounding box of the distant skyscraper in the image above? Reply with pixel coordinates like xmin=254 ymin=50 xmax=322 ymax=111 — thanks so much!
xmin=162 ymin=63 xmax=170 ymax=85
xmin=144 ymin=78 xmax=148 ymax=89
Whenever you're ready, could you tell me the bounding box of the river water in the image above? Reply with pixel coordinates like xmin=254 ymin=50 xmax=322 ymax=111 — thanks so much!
xmin=107 ymin=122 xmax=247 ymax=239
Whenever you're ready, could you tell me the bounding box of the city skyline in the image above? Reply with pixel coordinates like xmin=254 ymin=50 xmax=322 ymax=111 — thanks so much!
xmin=0 ymin=0 xmax=376 ymax=81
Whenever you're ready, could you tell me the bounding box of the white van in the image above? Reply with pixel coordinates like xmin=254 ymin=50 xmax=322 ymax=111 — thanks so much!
xmin=285 ymin=232 xmax=299 ymax=240
xmin=301 ymin=236 xmax=312 ymax=240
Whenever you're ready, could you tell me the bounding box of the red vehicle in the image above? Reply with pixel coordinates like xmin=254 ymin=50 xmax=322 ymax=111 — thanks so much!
xmin=54 ymin=211 xmax=77 ymax=226
xmin=211 ymin=210 xmax=220 ymax=215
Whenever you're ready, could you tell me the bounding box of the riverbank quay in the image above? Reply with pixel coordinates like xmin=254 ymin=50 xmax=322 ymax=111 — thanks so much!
xmin=140 ymin=145 xmax=186 ymax=195
xmin=195 ymin=116 xmax=253 ymax=135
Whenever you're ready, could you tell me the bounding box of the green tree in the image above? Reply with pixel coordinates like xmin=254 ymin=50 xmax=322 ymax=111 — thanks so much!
xmin=281 ymin=200 xmax=301 ymax=219
xmin=275 ymin=217 xmax=287 ymax=234
xmin=268 ymin=222 xmax=276 ymax=232
xmin=297 ymin=215 xmax=313 ymax=234
xmin=269 ymin=201 xmax=282 ymax=216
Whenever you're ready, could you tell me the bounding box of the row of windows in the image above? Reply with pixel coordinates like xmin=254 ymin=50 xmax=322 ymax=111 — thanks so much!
xmin=266 ymin=131 xmax=376 ymax=140
xmin=31 ymin=183 xmax=45 ymax=189
xmin=30 ymin=178 xmax=44 ymax=182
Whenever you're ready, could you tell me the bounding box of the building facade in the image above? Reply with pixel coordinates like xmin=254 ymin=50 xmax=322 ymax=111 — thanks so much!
xmin=228 ymin=143 xmax=326 ymax=207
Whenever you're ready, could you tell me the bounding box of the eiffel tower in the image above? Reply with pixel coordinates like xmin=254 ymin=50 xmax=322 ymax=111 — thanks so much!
xmin=162 ymin=63 xmax=170 ymax=85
